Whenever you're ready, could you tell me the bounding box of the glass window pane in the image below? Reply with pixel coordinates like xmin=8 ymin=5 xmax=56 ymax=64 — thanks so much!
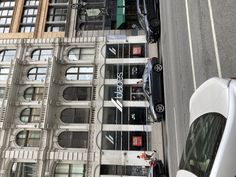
xmin=78 ymin=74 xmax=93 ymax=80
xmin=179 ymin=113 xmax=226 ymax=176
xmin=29 ymin=68 xmax=37 ymax=73
xmin=61 ymin=108 xmax=90 ymax=123
xmin=1 ymin=68 xmax=9 ymax=73
xmin=38 ymin=68 xmax=47 ymax=73
xmin=79 ymin=67 xmax=93 ymax=73
xmin=58 ymin=132 xmax=88 ymax=148
xmin=67 ymin=67 xmax=78 ymax=73
xmin=66 ymin=74 xmax=77 ymax=80
xmin=55 ymin=164 xmax=69 ymax=173
xmin=11 ymin=163 xmax=37 ymax=177
xmin=63 ymin=87 xmax=91 ymax=101
xmin=0 ymin=75 xmax=8 ymax=80
xmin=0 ymin=87 xmax=5 ymax=98
xmin=71 ymin=164 xmax=84 ymax=173
xmin=55 ymin=175 xmax=68 ymax=177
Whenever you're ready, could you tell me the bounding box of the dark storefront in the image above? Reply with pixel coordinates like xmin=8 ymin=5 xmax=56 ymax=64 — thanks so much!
xmin=101 ymin=131 xmax=151 ymax=151
xmin=103 ymin=107 xmax=147 ymax=125
xmin=76 ymin=0 xmax=138 ymax=31
xmin=104 ymin=85 xmax=145 ymax=101
xmin=100 ymin=165 xmax=148 ymax=176
xmin=106 ymin=43 xmax=146 ymax=58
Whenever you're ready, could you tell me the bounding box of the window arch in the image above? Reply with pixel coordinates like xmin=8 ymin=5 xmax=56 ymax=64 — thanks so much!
xmin=0 ymin=49 xmax=16 ymax=61
xmin=10 ymin=162 xmax=37 ymax=177
xmin=20 ymin=108 xmax=41 ymax=123
xmin=24 ymin=87 xmax=44 ymax=101
xmin=63 ymin=87 xmax=91 ymax=101
xmin=54 ymin=163 xmax=86 ymax=177
xmin=65 ymin=66 xmax=93 ymax=80
xmin=58 ymin=131 xmax=88 ymax=148
xmin=61 ymin=108 xmax=90 ymax=123
xmin=27 ymin=67 xmax=47 ymax=81
xmin=31 ymin=49 xmax=52 ymax=61
xmin=16 ymin=130 xmax=41 ymax=147
xmin=68 ymin=48 xmax=95 ymax=61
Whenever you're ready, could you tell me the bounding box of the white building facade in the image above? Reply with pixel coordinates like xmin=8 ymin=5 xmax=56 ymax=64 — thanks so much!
xmin=0 ymin=35 xmax=155 ymax=177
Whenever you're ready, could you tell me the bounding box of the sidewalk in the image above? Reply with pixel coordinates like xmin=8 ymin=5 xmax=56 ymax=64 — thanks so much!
xmin=151 ymin=122 xmax=164 ymax=161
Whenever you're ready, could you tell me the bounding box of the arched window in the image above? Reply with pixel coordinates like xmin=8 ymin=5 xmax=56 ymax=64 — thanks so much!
xmin=24 ymin=87 xmax=44 ymax=101
xmin=58 ymin=131 xmax=88 ymax=148
xmin=65 ymin=66 xmax=93 ymax=80
xmin=10 ymin=162 xmax=37 ymax=177
xmin=27 ymin=67 xmax=47 ymax=81
xmin=31 ymin=49 xmax=52 ymax=61
xmin=54 ymin=163 xmax=86 ymax=177
xmin=0 ymin=49 xmax=16 ymax=61
xmin=20 ymin=108 xmax=41 ymax=123
xmin=16 ymin=130 xmax=41 ymax=147
xmin=0 ymin=67 xmax=9 ymax=80
xmin=61 ymin=108 xmax=90 ymax=123
xmin=68 ymin=48 xmax=95 ymax=60
xmin=63 ymin=87 xmax=91 ymax=101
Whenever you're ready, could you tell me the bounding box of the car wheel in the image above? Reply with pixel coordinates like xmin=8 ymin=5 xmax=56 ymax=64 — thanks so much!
xmin=153 ymin=63 xmax=163 ymax=72
xmin=150 ymin=18 xmax=160 ymax=28
xmin=148 ymin=36 xmax=155 ymax=43
xmin=155 ymin=104 xmax=165 ymax=113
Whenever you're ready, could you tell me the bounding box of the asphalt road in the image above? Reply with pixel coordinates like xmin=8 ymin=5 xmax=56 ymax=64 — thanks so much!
xmin=159 ymin=0 xmax=236 ymax=176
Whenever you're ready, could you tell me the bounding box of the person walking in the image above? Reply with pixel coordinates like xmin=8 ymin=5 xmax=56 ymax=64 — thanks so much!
xmin=137 ymin=150 xmax=157 ymax=161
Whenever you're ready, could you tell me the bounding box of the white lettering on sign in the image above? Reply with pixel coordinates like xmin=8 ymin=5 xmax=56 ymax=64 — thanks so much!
xmin=114 ymin=72 xmax=123 ymax=99
xmin=111 ymin=71 xmax=123 ymax=112
xmin=111 ymin=98 xmax=122 ymax=112
xmin=109 ymin=47 xmax=117 ymax=55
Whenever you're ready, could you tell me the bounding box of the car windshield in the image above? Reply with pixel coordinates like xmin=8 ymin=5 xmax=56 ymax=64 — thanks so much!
xmin=136 ymin=0 xmax=147 ymax=31
xmin=142 ymin=64 xmax=150 ymax=97
xmin=179 ymin=113 xmax=226 ymax=177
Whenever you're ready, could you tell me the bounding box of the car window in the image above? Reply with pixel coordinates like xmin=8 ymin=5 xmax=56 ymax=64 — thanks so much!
xmin=179 ymin=113 xmax=226 ymax=177
xmin=138 ymin=0 xmax=144 ymax=12
xmin=142 ymin=65 xmax=150 ymax=96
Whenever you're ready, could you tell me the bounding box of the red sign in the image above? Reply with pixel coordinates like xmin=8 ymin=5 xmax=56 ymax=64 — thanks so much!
xmin=132 ymin=46 xmax=142 ymax=55
xmin=132 ymin=136 xmax=142 ymax=146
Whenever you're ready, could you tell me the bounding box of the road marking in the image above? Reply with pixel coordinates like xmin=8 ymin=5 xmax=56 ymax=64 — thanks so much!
xmin=184 ymin=0 xmax=197 ymax=90
xmin=208 ymin=0 xmax=222 ymax=78
xmin=173 ymin=107 xmax=180 ymax=162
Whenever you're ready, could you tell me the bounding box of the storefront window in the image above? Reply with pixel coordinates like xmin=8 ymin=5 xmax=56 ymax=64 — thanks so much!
xmin=106 ymin=43 xmax=146 ymax=58
xmin=105 ymin=64 xmax=145 ymax=79
xmin=103 ymin=107 xmax=147 ymax=124
xmin=100 ymin=165 xmax=148 ymax=176
xmin=104 ymin=85 xmax=145 ymax=101
xmin=101 ymin=131 xmax=150 ymax=151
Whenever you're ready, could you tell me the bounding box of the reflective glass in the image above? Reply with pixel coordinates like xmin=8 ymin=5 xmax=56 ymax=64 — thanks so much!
xmin=58 ymin=132 xmax=88 ymax=148
xmin=16 ymin=131 xmax=41 ymax=147
xmin=179 ymin=113 xmax=226 ymax=176
xmin=11 ymin=162 xmax=37 ymax=177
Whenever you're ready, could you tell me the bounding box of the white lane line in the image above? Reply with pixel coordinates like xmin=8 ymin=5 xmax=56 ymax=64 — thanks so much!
xmin=173 ymin=107 xmax=180 ymax=163
xmin=185 ymin=0 xmax=197 ymax=90
xmin=208 ymin=0 xmax=222 ymax=78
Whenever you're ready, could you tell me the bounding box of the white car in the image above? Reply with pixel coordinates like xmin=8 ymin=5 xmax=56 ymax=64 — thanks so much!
xmin=177 ymin=78 xmax=236 ymax=177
